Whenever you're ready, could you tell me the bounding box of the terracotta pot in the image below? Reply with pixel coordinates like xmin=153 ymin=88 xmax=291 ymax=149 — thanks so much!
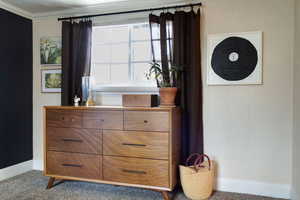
xmin=159 ymin=87 xmax=178 ymax=107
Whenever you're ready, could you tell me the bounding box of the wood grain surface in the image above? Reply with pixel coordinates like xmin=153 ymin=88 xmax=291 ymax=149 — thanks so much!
xmin=103 ymin=156 xmax=169 ymax=187
xmin=46 ymin=110 xmax=82 ymax=128
xmin=82 ymin=111 xmax=123 ymax=130
xmin=44 ymin=106 xmax=181 ymax=192
xmin=103 ymin=130 xmax=169 ymax=159
xmin=124 ymin=111 xmax=169 ymax=132
xmin=47 ymin=127 xmax=101 ymax=154
xmin=47 ymin=151 xmax=102 ymax=180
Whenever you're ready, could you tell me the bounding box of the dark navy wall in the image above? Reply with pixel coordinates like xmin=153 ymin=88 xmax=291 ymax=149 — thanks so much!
xmin=0 ymin=8 xmax=33 ymax=169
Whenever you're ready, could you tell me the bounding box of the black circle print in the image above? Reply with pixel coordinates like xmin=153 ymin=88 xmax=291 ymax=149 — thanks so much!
xmin=211 ymin=36 xmax=258 ymax=81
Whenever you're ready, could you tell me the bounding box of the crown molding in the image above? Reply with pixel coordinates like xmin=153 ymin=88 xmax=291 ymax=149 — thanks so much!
xmin=0 ymin=0 xmax=33 ymax=19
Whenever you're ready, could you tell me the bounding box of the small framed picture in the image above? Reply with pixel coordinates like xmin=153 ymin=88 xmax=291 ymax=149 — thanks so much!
xmin=41 ymin=69 xmax=62 ymax=93
xmin=40 ymin=37 xmax=62 ymax=65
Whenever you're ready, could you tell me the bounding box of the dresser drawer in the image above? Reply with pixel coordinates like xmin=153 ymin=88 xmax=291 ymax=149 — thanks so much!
xmin=82 ymin=111 xmax=123 ymax=130
xmin=124 ymin=111 xmax=169 ymax=132
xmin=47 ymin=151 xmax=102 ymax=179
xmin=103 ymin=130 xmax=169 ymax=159
xmin=47 ymin=127 xmax=101 ymax=154
xmin=46 ymin=110 xmax=82 ymax=128
xmin=103 ymin=156 xmax=169 ymax=187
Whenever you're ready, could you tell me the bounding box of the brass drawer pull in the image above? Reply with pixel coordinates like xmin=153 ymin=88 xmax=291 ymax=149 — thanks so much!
xmin=122 ymin=143 xmax=146 ymax=147
xmin=122 ymin=169 xmax=146 ymax=174
xmin=61 ymin=117 xmax=75 ymax=122
xmin=62 ymin=164 xmax=83 ymax=168
xmin=62 ymin=138 xmax=83 ymax=143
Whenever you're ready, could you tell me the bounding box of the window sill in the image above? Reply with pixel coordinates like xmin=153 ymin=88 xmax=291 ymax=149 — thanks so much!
xmin=93 ymin=86 xmax=159 ymax=94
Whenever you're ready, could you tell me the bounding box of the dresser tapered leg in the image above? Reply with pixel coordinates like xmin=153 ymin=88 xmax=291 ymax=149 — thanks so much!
xmin=46 ymin=177 xmax=55 ymax=189
xmin=161 ymin=191 xmax=170 ymax=200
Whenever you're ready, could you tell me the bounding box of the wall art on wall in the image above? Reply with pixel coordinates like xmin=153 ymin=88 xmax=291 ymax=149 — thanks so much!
xmin=40 ymin=37 xmax=62 ymax=65
xmin=207 ymin=31 xmax=262 ymax=85
xmin=41 ymin=69 xmax=62 ymax=93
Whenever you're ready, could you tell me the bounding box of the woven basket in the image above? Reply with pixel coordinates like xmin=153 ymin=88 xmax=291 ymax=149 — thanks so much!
xmin=179 ymin=154 xmax=214 ymax=200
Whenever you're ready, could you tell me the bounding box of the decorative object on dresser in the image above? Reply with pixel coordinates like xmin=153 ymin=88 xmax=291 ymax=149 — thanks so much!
xmin=81 ymin=76 xmax=96 ymax=106
xmin=146 ymin=62 xmax=181 ymax=107
xmin=122 ymin=94 xmax=158 ymax=107
xmin=44 ymin=106 xmax=181 ymax=200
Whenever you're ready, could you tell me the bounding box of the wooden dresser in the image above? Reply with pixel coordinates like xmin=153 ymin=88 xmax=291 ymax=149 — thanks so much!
xmin=44 ymin=106 xmax=181 ymax=199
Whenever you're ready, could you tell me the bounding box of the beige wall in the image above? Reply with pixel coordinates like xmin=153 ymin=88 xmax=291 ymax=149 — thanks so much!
xmin=33 ymin=0 xmax=294 ymax=198
xmin=293 ymin=0 xmax=300 ymax=199
xmin=202 ymin=0 xmax=293 ymax=183
xmin=33 ymin=17 xmax=61 ymax=169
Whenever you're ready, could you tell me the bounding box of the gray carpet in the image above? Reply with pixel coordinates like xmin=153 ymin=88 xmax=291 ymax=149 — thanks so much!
xmin=0 ymin=171 xmax=285 ymax=200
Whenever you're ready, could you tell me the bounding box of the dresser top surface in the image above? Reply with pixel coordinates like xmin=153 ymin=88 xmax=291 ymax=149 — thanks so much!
xmin=44 ymin=106 xmax=179 ymax=112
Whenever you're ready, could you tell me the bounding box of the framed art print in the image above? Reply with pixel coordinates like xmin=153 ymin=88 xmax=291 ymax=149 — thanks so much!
xmin=207 ymin=31 xmax=263 ymax=85
xmin=40 ymin=37 xmax=62 ymax=65
xmin=41 ymin=69 xmax=62 ymax=93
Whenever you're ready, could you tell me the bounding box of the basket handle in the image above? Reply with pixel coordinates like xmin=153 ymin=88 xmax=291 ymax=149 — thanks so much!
xmin=194 ymin=154 xmax=211 ymax=171
xmin=185 ymin=153 xmax=202 ymax=167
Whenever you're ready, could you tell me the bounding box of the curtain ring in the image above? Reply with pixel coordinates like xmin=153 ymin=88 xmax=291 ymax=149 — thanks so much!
xmin=190 ymin=4 xmax=194 ymax=12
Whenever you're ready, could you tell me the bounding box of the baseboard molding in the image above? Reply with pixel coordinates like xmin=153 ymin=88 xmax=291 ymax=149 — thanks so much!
xmin=217 ymin=178 xmax=291 ymax=199
xmin=33 ymin=159 xmax=43 ymax=171
xmin=0 ymin=160 xmax=33 ymax=181
xmin=291 ymin=188 xmax=300 ymax=200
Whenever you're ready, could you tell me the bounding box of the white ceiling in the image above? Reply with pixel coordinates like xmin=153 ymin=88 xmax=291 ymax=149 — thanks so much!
xmin=0 ymin=0 xmax=192 ymax=18
xmin=1 ymin=0 xmax=129 ymax=13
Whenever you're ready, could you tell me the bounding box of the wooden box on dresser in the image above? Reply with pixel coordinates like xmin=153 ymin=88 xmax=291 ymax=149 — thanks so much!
xmin=43 ymin=106 xmax=181 ymax=200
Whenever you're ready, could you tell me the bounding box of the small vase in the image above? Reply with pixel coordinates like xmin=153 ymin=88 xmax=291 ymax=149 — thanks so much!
xmin=159 ymin=87 xmax=178 ymax=107
xmin=82 ymin=76 xmax=91 ymax=103
xmin=86 ymin=90 xmax=96 ymax=106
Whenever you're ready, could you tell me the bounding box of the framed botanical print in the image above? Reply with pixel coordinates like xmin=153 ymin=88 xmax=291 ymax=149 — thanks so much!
xmin=41 ymin=69 xmax=62 ymax=93
xmin=40 ymin=37 xmax=62 ymax=65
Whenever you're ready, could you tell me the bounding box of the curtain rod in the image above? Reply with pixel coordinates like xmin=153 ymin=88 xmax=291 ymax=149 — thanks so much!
xmin=57 ymin=2 xmax=202 ymax=21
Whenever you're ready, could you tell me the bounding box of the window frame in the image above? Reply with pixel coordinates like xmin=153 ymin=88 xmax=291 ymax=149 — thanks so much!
xmin=91 ymin=22 xmax=158 ymax=93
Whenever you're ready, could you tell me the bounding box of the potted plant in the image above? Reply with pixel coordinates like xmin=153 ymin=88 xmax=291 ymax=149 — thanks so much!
xmin=146 ymin=62 xmax=181 ymax=107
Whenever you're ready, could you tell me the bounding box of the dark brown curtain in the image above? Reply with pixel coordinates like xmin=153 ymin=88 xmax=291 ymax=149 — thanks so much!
xmin=61 ymin=20 xmax=92 ymax=106
xmin=149 ymin=9 xmax=203 ymax=163
xmin=173 ymin=10 xmax=203 ymax=163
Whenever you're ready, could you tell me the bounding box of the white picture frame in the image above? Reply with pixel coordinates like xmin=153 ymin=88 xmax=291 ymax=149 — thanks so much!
xmin=207 ymin=31 xmax=263 ymax=85
xmin=41 ymin=69 xmax=62 ymax=93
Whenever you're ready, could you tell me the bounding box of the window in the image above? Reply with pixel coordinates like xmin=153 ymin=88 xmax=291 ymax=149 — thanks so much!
xmin=91 ymin=23 xmax=160 ymax=91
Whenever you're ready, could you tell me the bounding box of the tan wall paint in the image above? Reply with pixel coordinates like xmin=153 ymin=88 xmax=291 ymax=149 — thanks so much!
xmin=33 ymin=18 xmax=61 ymax=169
xmin=293 ymin=0 xmax=300 ymax=199
xmin=201 ymin=0 xmax=293 ymax=185
xmin=33 ymin=0 xmax=294 ymax=196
